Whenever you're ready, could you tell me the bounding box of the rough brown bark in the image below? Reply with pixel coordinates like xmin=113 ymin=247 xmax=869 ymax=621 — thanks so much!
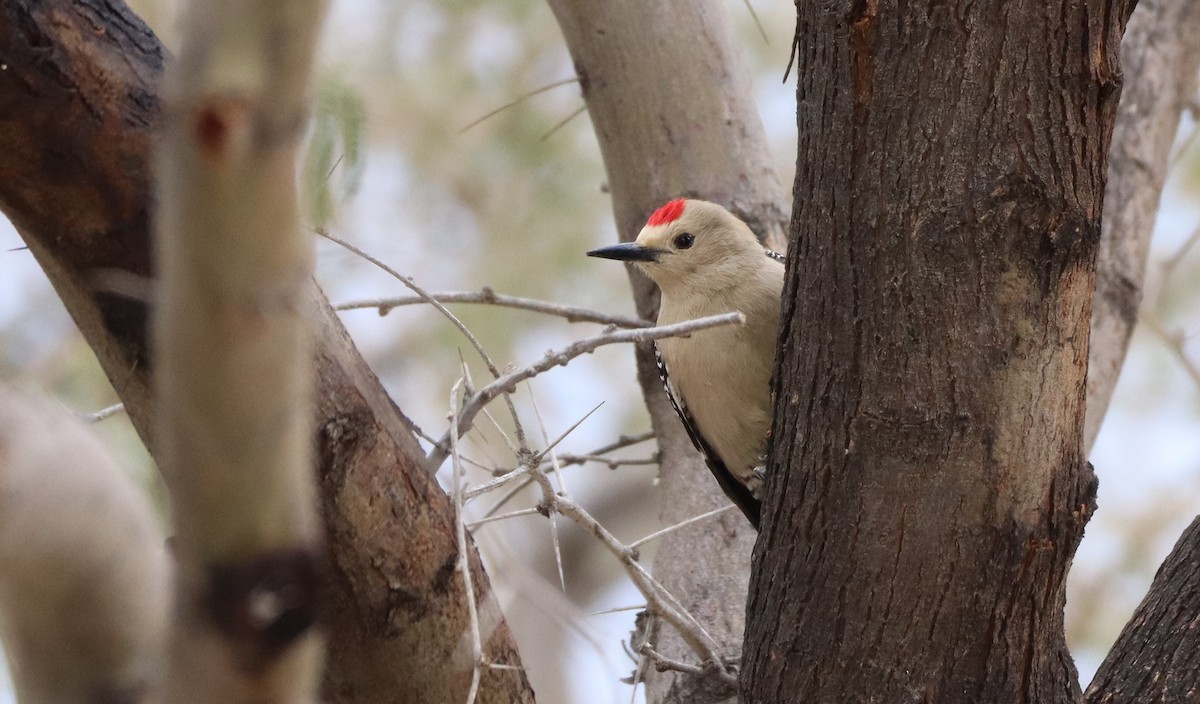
xmin=546 ymin=0 xmax=785 ymax=701
xmin=745 ymin=1 xmax=1135 ymax=702
xmin=1084 ymin=0 xmax=1200 ymax=451
xmin=0 ymin=3 xmax=533 ymax=702
xmin=1084 ymin=514 xmax=1200 ymax=703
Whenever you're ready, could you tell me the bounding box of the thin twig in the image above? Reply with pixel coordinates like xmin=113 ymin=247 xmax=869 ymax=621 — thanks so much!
xmin=78 ymin=403 xmax=126 ymax=423
xmin=555 ymin=453 xmax=659 ymax=469
xmin=480 ymin=473 xmax=536 ymax=519
xmin=466 ymin=507 xmax=542 ymax=530
xmin=324 ymin=153 xmax=344 ymax=183
xmin=629 ymin=654 xmax=646 ymax=704
xmin=742 ymin=0 xmax=769 ymax=45
xmin=459 ymin=77 xmax=580 ymax=134
xmin=530 ymin=391 xmax=569 ymax=592
xmin=627 ymin=505 xmax=737 ymax=550
xmin=426 ymin=312 xmax=744 ymax=471
xmin=334 ymin=289 xmax=650 ymax=329
xmin=472 ymin=434 xmax=657 ymax=516
xmin=587 ymin=604 xmax=648 ymax=616
xmin=548 ymin=512 xmax=566 ymax=593
xmin=462 ymin=353 xmax=526 ymax=460
xmin=549 ymin=492 xmax=736 ymax=685
xmin=579 ymin=431 xmax=656 ymax=455
xmin=464 ymin=464 xmax=533 ymax=503
xmin=462 ymin=395 xmax=734 ymax=680
xmin=529 ymin=391 xmax=570 ymax=497
xmin=531 ymin=401 xmax=604 ymax=474
xmin=318 ymin=227 xmax=528 ymax=452
xmin=449 ymin=380 xmax=482 ymax=704
xmin=1142 ymin=314 xmax=1200 ymax=391
xmin=318 ymin=228 xmax=496 ymax=373
xmin=449 ymin=379 xmax=735 ymax=685
xmin=540 ymin=105 xmax=587 ymax=141
xmin=405 ymin=402 xmax=495 ymax=473
xmin=638 ymin=644 xmax=706 ymax=675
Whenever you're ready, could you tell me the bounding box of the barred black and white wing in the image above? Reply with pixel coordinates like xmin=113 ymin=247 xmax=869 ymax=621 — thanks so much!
xmin=765 ymin=248 xmax=785 ymax=264
xmin=654 ymin=346 xmax=762 ymax=529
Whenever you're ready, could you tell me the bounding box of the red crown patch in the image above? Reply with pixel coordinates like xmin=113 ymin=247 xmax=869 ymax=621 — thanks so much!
xmin=647 ymin=199 xmax=686 ymax=226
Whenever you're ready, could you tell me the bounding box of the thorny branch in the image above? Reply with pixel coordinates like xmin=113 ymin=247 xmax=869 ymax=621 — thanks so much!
xmin=450 ymin=380 xmax=484 ymax=704
xmin=463 ymin=433 xmax=655 ymax=503
xmin=330 ymin=246 xmax=746 ymax=689
xmin=424 ymin=311 xmax=744 ymax=471
xmin=336 ymin=289 xmax=649 ymax=328
xmin=318 ymin=227 xmax=531 ymax=450
xmin=448 ymin=406 xmax=741 ymax=687
xmin=472 ymin=435 xmax=657 ymax=519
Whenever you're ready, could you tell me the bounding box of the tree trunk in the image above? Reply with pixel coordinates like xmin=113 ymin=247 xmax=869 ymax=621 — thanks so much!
xmin=155 ymin=1 xmax=328 ymax=699
xmin=1084 ymin=515 xmax=1200 ymax=702
xmin=1084 ymin=0 xmax=1200 ymax=450
xmin=745 ymin=1 xmax=1135 ymax=702
xmin=0 ymin=3 xmax=533 ymax=702
xmin=547 ymin=0 xmax=784 ymax=700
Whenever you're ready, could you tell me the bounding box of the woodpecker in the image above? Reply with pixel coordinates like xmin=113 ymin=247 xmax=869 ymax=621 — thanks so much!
xmin=588 ymin=198 xmax=784 ymax=529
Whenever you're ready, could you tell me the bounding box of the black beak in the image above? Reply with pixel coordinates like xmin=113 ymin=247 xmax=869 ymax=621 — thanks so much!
xmin=586 ymin=242 xmax=662 ymax=263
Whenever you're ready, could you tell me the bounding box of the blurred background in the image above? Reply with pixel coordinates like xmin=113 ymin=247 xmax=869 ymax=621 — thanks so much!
xmin=1 ymin=1 xmax=1198 ymax=701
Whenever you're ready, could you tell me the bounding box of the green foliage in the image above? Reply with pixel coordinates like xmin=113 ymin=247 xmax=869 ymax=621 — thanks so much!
xmin=303 ymin=71 xmax=367 ymax=227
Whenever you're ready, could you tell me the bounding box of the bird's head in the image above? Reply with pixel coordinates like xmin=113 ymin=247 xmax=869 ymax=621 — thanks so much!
xmin=587 ymin=198 xmax=768 ymax=294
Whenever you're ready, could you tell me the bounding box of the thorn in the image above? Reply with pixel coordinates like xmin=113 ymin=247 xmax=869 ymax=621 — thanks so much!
xmin=459 ymin=77 xmax=581 ymax=134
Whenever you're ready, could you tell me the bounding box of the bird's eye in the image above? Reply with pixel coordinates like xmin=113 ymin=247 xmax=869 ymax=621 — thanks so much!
xmin=673 ymin=233 xmax=695 ymax=249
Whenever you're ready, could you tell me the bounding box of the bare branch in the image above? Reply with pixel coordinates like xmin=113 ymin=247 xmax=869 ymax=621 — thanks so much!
xmin=335 ymin=289 xmax=649 ymax=328
xmin=449 ymin=380 xmax=483 ymax=704
xmin=555 ymin=453 xmax=660 ymax=469
xmin=471 ymin=434 xmax=657 ymax=519
xmin=318 ymin=227 xmax=527 ymax=445
xmin=448 ymin=389 xmax=739 ymax=687
xmin=549 ymin=491 xmax=737 ymax=686
xmin=638 ymin=644 xmax=706 ymax=675
xmin=426 ymin=311 xmax=744 ymax=471
xmin=466 ymin=507 xmax=543 ymax=530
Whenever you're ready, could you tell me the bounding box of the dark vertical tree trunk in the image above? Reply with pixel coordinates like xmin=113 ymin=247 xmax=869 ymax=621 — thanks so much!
xmin=745 ymin=1 xmax=1135 ymax=702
